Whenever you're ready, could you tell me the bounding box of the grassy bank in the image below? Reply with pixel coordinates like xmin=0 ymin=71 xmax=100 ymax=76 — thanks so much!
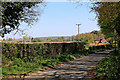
xmin=2 ymin=42 xmax=113 ymax=77
xmin=2 ymin=48 xmax=110 ymax=78
xmin=2 ymin=51 xmax=88 ymax=77
xmin=94 ymin=50 xmax=120 ymax=79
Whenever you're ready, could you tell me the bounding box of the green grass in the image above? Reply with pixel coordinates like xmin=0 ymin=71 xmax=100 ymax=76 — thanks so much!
xmin=94 ymin=50 xmax=120 ymax=79
xmin=2 ymin=51 xmax=88 ymax=77
xmin=2 ymin=48 xmax=112 ymax=78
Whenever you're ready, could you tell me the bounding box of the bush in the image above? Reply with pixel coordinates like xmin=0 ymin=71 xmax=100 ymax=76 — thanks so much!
xmin=94 ymin=50 xmax=120 ymax=79
xmin=89 ymin=44 xmax=113 ymax=51
xmin=2 ymin=42 xmax=113 ymax=77
xmin=2 ymin=42 xmax=86 ymax=60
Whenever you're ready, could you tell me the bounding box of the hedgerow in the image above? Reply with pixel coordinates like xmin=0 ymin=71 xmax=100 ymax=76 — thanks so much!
xmin=2 ymin=42 xmax=113 ymax=77
xmin=94 ymin=50 xmax=120 ymax=79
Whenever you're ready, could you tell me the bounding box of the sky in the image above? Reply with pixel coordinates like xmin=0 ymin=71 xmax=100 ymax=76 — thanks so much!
xmin=2 ymin=2 xmax=100 ymax=39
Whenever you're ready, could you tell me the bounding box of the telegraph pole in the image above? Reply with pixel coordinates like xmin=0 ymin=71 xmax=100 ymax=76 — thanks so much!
xmin=76 ymin=24 xmax=81 ymax=41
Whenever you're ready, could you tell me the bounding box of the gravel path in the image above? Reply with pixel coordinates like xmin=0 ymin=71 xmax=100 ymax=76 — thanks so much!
xmin=24 ymin=50 xmax=113 ymax=80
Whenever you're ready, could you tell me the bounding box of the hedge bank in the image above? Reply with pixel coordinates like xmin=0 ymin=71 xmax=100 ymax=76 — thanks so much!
xmin=2 ymin=42 xmax=85 ymax=60
xmin=2 ymin=42 xmax=113 ymax=77
xmin=94 ymin=50 xmax=120 ymax=79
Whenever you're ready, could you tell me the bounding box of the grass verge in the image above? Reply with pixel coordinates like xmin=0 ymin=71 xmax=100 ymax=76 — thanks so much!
xmin=94 ymin=50 xmax=120 ymax=79
xmin=2 ymin=48 xmax=110 ymax=78
xmin=2 ymin=51 xmax=87 ymax=78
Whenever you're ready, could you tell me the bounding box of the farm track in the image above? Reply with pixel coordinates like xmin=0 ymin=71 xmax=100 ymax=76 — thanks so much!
xmin=21 ymin=50 xmax=113 ymax=80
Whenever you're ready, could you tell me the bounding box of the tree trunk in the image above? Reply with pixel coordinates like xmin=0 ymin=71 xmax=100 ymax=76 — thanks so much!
xmin=118 ymin=40 xmax=120 ymax=50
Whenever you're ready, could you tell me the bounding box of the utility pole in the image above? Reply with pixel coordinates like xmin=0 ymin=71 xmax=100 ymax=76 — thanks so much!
xmin=76 ymin=24 xmax=81 ymax=41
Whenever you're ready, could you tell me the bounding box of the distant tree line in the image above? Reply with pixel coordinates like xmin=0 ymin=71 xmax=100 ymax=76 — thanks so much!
xmin=33 ymin=36 xmax=73 ymax=42
xmin=74 ymin=30 xmax=114 ymax=44
xmin=3 ymin=30 xmax=114 ymax=43
xmin=32 ymin=30 xmax=114 ymax=43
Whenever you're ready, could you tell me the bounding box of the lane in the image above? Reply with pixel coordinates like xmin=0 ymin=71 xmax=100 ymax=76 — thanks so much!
xmin=25 ymin=50 xmax=112 ymax=79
